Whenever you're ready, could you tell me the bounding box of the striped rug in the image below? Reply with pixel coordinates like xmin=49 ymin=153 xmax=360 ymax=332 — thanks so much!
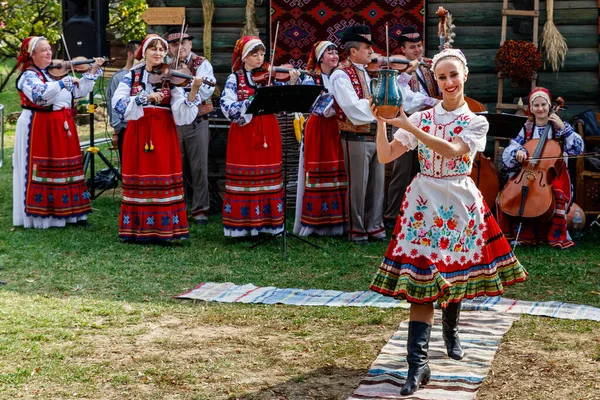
xmin=176 ymin=282 xmax=600 ymax=322
xmin=348 ymin=310 xmax=520 ymax=400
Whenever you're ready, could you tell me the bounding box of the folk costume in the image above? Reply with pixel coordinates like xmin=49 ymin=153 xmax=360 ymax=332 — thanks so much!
xmin=498 ymin=88 xmax=584 ymax=249
xmin=165 ymin=29 xmax=216 ymax=225
xmin=219 ymin=36 xmax=286 ymax=237
xmin=330 ymin=26 xmax=385 ymax=244
xmin=112 ymin=34 xmax=201 ymax=242
xmin=294 ymin=41 xmax=348 ymax=236
xmin=13 ymin=36 xmax=100 ymax=229
xmin=370 ymin=49 xmax=527 ymax=396
xmin=385 ymin=27 xmax=439 ymax=227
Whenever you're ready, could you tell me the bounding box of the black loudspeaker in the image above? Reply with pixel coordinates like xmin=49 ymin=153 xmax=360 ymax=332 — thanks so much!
xmin=62 ymin=0 xmax=110 ymax=58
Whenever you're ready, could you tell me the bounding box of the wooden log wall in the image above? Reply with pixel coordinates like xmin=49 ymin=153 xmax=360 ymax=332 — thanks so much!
xmin=427 ymin=0 xmax=599 ymax=120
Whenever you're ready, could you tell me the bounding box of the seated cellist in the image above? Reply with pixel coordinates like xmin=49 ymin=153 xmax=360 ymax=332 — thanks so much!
xmin=498 ymin=87 xmax=584 ymax=249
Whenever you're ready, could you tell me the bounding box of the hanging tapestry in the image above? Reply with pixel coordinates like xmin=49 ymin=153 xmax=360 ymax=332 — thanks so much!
xmin=269 ymin=0 xmax=426 ymax=68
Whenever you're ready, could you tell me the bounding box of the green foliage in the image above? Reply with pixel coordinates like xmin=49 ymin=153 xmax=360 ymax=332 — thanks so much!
xmin=107 ymin=0 xmax=148 ymax=44
xmin=0 ymin=0 xmax=62 ymax=59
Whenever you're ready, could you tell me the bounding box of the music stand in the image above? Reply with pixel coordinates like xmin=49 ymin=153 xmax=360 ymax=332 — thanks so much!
xmin=474 ymin=112 xmax=528 ymax=139
xmin=246 ymin=85 xmax=324 ymax=260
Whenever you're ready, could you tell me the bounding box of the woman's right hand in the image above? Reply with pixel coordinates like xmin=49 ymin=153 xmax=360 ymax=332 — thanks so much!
xmin=516 ymin=149 xmax=528 ymax=163
xmin=147 ymin=91 xmax=165 ymax=103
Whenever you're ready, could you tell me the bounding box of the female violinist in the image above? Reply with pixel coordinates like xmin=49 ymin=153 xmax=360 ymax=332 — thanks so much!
xmin=293 ymin=41 xmax=348 ymax=237
xmin=13 ymin=36 xmax=104 ymax=229
xmin=112 ymin=34 xmax=204 ymax=242
xmin=369 ymin=48 xmax=527 ymax=395
xmin=499 ymin=87 xmax=584 ymax=249
xmin=219 ymin=36 xmax=301 ymax=238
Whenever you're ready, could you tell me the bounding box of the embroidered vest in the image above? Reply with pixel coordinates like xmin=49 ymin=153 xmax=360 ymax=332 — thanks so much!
xmin=17 ymin=67 xmax=54 ymax=112
xmin=409 ymin=58 xmax=439 ymax=100
xmin=333 ymin=60 xmax=371 ymax=134
xmin=186 ymin=53 xmax=214 ymax=116
xmin=234 ymin=69 xmax=255 ymax=101
xmin=130 ymin=67 xmax=171 ymax=107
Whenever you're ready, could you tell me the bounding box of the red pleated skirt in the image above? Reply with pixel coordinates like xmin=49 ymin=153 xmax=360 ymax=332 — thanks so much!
xmin=300 ymin=115 xmax=348 ymax=230
xmin=119 ymin=108 xmax=188 ymax=241
xmin=222 ymin=114 xmax=285 ymax=237
xmin=25 ymin=108 xmax=91 ymax=219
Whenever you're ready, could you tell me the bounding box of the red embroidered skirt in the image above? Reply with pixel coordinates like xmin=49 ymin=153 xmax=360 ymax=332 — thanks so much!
xmin=119 ymin=108 xmax=188 ymax=241
xmin=300 ymin=115 xmax=348 ymax=231
xmin=25 ymin=109 xmax=91 ymax=219
xmin=370 ymin=175 xmax=527 ymax=307
xmin=222 ymin=114 xmax=285 ymax=237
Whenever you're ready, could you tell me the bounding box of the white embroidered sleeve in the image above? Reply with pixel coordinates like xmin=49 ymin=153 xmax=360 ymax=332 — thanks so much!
xmin=393 ymin=112 xmax=420 ymax=150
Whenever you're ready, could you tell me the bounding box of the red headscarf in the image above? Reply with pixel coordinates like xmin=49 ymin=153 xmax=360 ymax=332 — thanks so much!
xmin=136 ymin=34 xmax=168 ymax=60
xmin=17 ymin=36 xmax=46 ymax=72
xmin=526 ymin=87 xmax=552 ymax=117
xmin=306 ymin=41 xmax=336 ymax=75
xmin=231 ymin=36 xmax=263 ymax=72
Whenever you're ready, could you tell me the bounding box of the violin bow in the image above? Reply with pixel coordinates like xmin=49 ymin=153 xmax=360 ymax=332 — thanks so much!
xmin=174 ymin=16 xmax=186 ymax=70
xmin=385 ymin=22 xmax=390 ymax=70
xmin=267 ymin=21 xmax=280 ymax=87
xmin=60 ymin=31 xmax=77 ymax=78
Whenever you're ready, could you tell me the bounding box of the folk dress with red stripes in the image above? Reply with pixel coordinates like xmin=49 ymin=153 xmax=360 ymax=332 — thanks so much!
xmin=219 ymin=69 xmax=286 ymax=237
xmin=295 ymin=73 xmax=348 ymax=236
xmin=13 ymin=67 xmax=99 ymax=229
xmin=112 ymin=64 xmax=200 ymax=241
xmin=370 ymin=103 xmax=527 ymax=307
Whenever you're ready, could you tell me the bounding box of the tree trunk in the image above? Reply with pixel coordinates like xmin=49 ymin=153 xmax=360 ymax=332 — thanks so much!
xmin=0 ymin=62 xmax=19 ymax=93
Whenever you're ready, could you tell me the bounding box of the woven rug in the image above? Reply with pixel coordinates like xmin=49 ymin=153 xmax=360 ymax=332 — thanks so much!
xmin=269 ymin=0 xmax=426 ymax=68
xmin=348 ymin=310 xmax=520 ymax=400
xmin=176 ymin=282 xmax=600 ymax=322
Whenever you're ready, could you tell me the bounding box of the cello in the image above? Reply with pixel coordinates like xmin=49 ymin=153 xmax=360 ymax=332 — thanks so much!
xmin=436 ymin=6 xmax=501 ymax=207
xmin=498 ymin=100 xmax=567 ymax=221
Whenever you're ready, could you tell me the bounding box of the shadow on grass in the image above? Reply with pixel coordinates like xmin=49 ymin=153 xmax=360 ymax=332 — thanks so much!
xmin=232 ymin=365 xmax=366 ymax=400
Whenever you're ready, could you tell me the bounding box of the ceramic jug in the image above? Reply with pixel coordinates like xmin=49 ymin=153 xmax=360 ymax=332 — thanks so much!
xmin=369 ymin=69 xmax=403 ymax=119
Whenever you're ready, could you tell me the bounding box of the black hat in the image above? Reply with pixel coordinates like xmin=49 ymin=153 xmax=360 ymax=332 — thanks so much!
xmin=165 ymin=27 xmax=194 ymax=44
xmin=341 ymin=25 xmax=376 ymax=46
xmin=399 ymin=26 xmax=422 ymax=45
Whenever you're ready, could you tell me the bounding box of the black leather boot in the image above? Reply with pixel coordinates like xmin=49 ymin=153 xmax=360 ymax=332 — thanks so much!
xmin=442 ymin=302 xmax=464 ymax=360
xmin=400 ymin=321 xmax=431 ymax=396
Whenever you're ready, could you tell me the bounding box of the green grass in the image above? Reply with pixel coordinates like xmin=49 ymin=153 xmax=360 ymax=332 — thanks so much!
xmin=0 ymin=59 xmax=20 ymax=114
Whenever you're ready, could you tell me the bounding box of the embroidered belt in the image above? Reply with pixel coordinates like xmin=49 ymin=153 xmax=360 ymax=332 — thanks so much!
xmin=21 ymin=106 xmax=60 ymax=112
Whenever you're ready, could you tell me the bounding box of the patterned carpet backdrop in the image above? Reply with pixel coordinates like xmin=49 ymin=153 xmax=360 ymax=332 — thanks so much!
xmin=269 ymin=0 xmax=426 ymax=68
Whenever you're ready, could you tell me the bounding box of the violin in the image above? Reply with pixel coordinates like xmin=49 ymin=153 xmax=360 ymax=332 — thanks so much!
xmin=498 ymin=98 xmax=567 ymax=220
xmin=250 ymin=62 xmax=309 ymax=85
xmin=47 ymin=56 xmax=115 ymax=79
xmin=147 ymin=62 xmax=216 ymax=88
xmin=366 ymin=53 xmax=430 ymax=76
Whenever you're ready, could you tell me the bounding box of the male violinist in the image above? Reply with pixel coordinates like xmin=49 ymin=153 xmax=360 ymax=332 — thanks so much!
xmin=330 ymin=25 xmax=385 ymax=245
xmin=165 ymin=27 xmax=216 ymax=225
xmin=384 ymin=26 xmax=441 ymax=229
xmin=106 ymin=40 xmax=141 ymax=164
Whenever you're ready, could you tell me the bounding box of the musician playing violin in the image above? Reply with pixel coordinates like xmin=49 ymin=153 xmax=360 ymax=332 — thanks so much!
xmin=384 ymin=27 xmax=442 ymax=229
xmin=13 ymin=36 xmax=104 ymax=229
xmin=499 ymin=87 xmax=584 ymax=249
xmin=112 ymin=34 xmax=204 ymax=242
xmin=293 ymin=41 xmax=349 ymax=237
xmin=165 ymin=27 xmax=216 ymax=226
xmin=219 ymin=36 xmax=301 ymax=238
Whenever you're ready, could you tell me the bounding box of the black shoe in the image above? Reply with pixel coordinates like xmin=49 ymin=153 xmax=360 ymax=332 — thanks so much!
xmin=75 ymin=220 xmax=90 ymax=227
xmin=384 ymin=219 xmax=396 ymax=229
xmin=194 ymin=219 xmax=208 ymax=226
xmin=401 ymin=321 xmax=432 ymax=396
xmin=353 ymin=239 xmax=370 ymax=246
xmin=442 ymin=302 xmax=464 ymax=360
